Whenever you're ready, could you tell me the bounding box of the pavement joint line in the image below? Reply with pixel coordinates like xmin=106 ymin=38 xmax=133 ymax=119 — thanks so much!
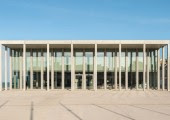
xmin=0 ymin=101 xmax=8 ymax=109
xmin=129 ymin=105 xmax=170 ymax=117
xmin=2 ymin=104 xmax=170 ymax=106
xmin=92 ymin=104 xmax=135 ymax=120
xmin=30 ymin=101 xmax=34 ymax=120
xmin=59 ymin=102 xmax=83 ymax=120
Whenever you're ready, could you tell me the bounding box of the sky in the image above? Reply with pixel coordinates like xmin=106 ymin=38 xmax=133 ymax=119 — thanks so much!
xmin=0 ymin=0 xmax=170 ymax=40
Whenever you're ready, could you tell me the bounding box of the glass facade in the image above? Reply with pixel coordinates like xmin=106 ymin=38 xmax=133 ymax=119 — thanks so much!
xmin=12 ymin=49 xmax=22 ymax=89
xmin=128 ymin=49 xmax=136 ymax=89
xmin=85 ymin=50 xmax=94 ymax=89
xmin=116 ymin=49 xmax=119 ymax=89
xmin=138 ymin=49 xmax=144 ymax=89
xmin=106 ymin=50 xmax=115 ymax=89
xmin=32 ymin=49 xmax=41 ymax=89
xmin=164 ymin=45 xmax=168 ymax=90
xmin=26 ymin=48 xmax=47 ymax=89
xmin=75 ymin=50 xmax=83 ymax=89
xmin=54 ymin=50 xmax=62 ymax=89
xmin=1 ymin=42 xmax=168 ymax=91
xmin=64 ymin=50 xmax=71 ymax=89
xmin=97 ymin=49 xmax=104 ymax=89
xmin=121 ymin=49 xmax=126 ymax=89
xmin=148 ymin=49 xmax=157 ymax=89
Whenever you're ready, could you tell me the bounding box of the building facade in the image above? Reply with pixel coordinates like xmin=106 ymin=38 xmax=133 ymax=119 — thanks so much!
xmin=0 ymin=40 xmax=169 ymax=91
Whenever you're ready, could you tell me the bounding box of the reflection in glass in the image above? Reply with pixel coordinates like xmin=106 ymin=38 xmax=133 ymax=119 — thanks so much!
xmin=75 ymin=50 xmax=83 ymax=89
xmin=138 ymin=49 xmax=143 ymax=89
xmin=106 ymin=50 xmax=115 ymax=89
xmin=121 ymin=50 xmax=125 ymax=89
xmin=64 ymin=50 xmax=71 ymax=89
xmin=97 ymin=50 xmax=104 ymax=89
xmin=12 ymin=49 xmax=22 ymax=89
xmin=54 ymin=50 xmax=62 ymax=89
xmin=85 ymin=51 xmax=93 ymax=89
xmin=128 ymin=49 xmax=136 ymax=89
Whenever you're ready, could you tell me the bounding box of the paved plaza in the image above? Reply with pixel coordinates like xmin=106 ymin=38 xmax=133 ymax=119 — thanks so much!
xmin=0 ymin=90 xmax=170 ymax=120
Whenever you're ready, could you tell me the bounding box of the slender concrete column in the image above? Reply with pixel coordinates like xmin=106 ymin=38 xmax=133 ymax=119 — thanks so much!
xmin=17 ymin=51 xmax=20 ymax=89
xmin=162 ymin=46 xmax=165 ymax=90
xmin=94 ymin=44 xmax=97 ymax=91
xmin=5 ymin=47 xmax=8 ymax=90
xmin=47 ymin=44 xmax=50 ymax=91
xmin=0 ymin=44 xmax=2 ymax=91
xmin=10 ymin=49 xmax=12 ymax=90
xmin=111 ymin=52 xmax=114 ymax=89
xmin=119 ymin=44 xmax=121 ymax=90
xmin=147 ymin=50 xmax=149 ymax=90
xmin=143 ymin=44 xmax=146 ymax=91
xmin=36 ymin=50 xmax=38 ymax=88
xmin=104 ymin=48 xmax=107 ymax=90
xmin=41 ymin=49 xmax=43 ymax=90
xmin=54 ymin=52 xmax=57 ymax=88
xmin=125 ymin=49 xmax=128 ymax=90
xmin=136 ymin=49 xmax=139 ymax=90
xmin=115 ymin=51 xmax=117 ymax=90
xmin=14 ymin=50 xmax=17 ymax=89
xmin=20 ymin=49 xmax=23 ymax=90
xmin=82 ymin=50 xmax=85 ymax=90
xmin=153 ymin=51 xmax=156 ymax=88
xmin=157 ymin=49 xmax=160 ymax=90
xmin=30 ymin=49 xmax=33 ymax=89
xmin=168 ymin=44 xmax=170 ymax=91
xmin=62 ymin=49 xmax=64 ymax=90
xmin=71 ymin=44 xmax=74 ymax=90
xmin=51 ymin=49 xmax=54 ymax=90
xmin=23 ymin=44 xmax=26 ymax=90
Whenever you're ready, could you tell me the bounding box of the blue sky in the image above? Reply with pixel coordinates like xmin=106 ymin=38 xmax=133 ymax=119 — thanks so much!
xmin=0 ymin=0 xmax=170 ymax=40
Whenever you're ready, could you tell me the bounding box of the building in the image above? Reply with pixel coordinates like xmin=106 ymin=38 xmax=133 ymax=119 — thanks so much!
xmin=0 ymin=40 xmax=169 ymax=91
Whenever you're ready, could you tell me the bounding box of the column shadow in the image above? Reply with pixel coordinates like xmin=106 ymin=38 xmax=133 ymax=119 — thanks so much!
xmin=0 ymin=101 xmax=8 ymax=109
xmin=30 ymin=101 xmax=34 ymax=120
xmin=92 ymin=104 xmax=135 ymax=120
xmin=59 ymin=102 xmax=82 ymax=120
xmin=130 ymin=105 xmax=170 ymax=117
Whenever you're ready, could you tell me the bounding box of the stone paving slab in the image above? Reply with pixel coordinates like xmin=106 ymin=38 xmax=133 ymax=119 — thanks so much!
xmin=0 ymin=90 xmax=170 ymax=120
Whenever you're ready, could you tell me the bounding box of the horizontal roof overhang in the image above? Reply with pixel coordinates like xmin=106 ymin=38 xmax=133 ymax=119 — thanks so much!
xmin=1 ymin=40 xmax=169 ymax=49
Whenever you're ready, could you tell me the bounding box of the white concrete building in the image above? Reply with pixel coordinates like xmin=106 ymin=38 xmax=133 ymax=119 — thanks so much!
xmin=0 ymin=40 xmax=169 ymax=91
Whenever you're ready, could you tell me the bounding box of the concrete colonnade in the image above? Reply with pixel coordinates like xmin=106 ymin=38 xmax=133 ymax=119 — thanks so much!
xmin=0 ymin=42 xmax=169 ymax=91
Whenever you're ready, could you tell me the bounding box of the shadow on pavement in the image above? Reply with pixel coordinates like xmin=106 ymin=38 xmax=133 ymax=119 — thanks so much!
xmin=30 ymin=101 xmax=34 ymax=120
xmin=59 ymin=102 xmax=82 ymax=120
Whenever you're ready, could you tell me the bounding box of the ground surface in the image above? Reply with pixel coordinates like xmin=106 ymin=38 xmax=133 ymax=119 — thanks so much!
xmin=0 ymin=90 xmax=170 ymax=120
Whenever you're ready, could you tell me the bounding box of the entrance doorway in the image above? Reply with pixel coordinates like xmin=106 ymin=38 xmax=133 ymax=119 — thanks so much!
xmin=75 ymin=74 xmax=82 ymax=89
xmin=86 ymin=74 xmax=93 ymax=89
xmin=33 ymin=72 xmax=41 ymax=89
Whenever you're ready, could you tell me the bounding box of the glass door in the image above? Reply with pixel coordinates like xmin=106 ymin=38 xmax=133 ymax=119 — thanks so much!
xmin=75 ymin=74 xmax=82 ymax=89
xmin=86 ymin=74 xmax=93 ymax=89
